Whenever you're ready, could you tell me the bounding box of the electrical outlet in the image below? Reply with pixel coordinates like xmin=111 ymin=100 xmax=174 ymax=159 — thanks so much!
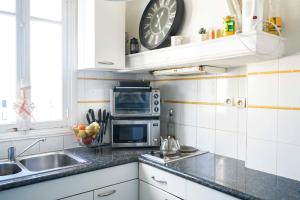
xmin=234 ymin=98 xmax=246 ymax=108
xmin=224 ymin=98 xmax=234 ymax=106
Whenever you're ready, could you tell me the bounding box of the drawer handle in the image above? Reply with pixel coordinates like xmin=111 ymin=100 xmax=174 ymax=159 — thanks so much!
xmin=151 ymin=176 xmax=167 ymax=185
xmin=97 ymin=189 xmax=116 ymax=197
xmin=98 ymin=61 xmax=115 ymax=65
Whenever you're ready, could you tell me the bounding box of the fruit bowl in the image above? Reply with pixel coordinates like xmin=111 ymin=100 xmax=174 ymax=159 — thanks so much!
xmin=73 ymin=122 xmax=102 ymax=147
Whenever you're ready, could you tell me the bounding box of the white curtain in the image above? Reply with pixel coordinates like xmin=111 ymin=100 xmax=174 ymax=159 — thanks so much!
xmin=226 ymin=0 xmax=243 ymax=31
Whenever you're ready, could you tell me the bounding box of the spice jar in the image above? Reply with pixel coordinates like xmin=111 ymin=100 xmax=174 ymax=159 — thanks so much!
xmin=223 ymin=16 xmax=236 ymax=36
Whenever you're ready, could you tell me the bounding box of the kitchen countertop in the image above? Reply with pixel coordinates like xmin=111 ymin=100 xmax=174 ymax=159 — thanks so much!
xmin=1 ymin=146 xmax=300 ymax=200
xmin=0 ymin=146 xmax=153 ymax=191
xmin=139 ymin=153 xmax=300 ymax=200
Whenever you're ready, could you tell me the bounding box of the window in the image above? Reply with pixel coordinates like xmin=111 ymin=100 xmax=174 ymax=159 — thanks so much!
xmin=0 ymin=0 xmax=74 ymax=132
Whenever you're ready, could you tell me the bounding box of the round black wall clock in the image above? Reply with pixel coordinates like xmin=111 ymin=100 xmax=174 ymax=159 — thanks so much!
xmin=139 ymin=0 xmax=184 ymax=50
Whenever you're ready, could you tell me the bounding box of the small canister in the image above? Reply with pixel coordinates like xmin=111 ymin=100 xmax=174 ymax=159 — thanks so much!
xmin=130 ymin=38 xmax=140 ymax=54
xmin=223 ymin=16 xmax=235 ymax=36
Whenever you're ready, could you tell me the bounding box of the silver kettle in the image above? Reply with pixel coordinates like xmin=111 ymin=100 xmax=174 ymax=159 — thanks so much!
xmin=160 ymin=136 xmax=180 ymax=155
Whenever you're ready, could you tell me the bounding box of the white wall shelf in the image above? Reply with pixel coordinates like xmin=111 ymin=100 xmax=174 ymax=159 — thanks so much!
xmin=123 ymin=32 xmax=285 ymax=73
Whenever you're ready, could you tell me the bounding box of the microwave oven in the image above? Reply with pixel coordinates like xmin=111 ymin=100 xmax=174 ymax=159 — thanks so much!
xmin=111 ymin=119 xmax=160 ymax=148
xmin=110 ymin=87 xmax=160 ymax=117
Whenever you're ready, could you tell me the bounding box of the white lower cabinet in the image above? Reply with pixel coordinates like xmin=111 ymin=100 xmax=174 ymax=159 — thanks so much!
xmin=139 ymin=163 xmax=186 ymax=199
xmin=139 ymin=163 xmax=240 ymax=200
xmin=186 ymin=180 xmax=239 ymax=200
xmin=61 ymin=191 xmax=93 ymax=200
xmin=0 ymin=163 xmax=138 ymax=200
xmin=94 ymin=179 xmax=138 ymax=200
xmin=139 ymin=181 xmax=181 ymax=200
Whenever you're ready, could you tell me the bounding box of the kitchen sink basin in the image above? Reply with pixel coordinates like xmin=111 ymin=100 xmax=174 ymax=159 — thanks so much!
xmin=0 ymin=163 xmax=22 ymax=176
xmin=19 ymin=152 xmax=87 ymax=172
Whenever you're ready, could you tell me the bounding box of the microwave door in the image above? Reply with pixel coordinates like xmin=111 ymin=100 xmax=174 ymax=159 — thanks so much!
xmin=112 ymin=123 xmax=150 ymax=147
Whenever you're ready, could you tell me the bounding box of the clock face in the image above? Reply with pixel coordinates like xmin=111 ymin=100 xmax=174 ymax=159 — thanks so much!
xmin=139 ymin=0 xmax=184 ymax=50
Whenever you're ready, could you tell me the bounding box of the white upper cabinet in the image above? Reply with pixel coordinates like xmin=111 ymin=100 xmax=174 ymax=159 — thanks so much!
xmin=78 ymin=0 xmax=125 ymax=70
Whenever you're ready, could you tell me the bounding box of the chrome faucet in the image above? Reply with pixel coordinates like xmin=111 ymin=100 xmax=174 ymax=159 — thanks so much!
xmin=8 ymin=138 xmax=46 ymax=162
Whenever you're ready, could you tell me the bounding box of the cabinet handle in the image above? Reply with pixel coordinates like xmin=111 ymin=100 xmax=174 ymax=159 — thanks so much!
xmin=97 ymin=189 xmax=116 ymax=197
xmin=98 ymin=61 xmax=115 ymax=65
xmin=151 ymin=176 xmax=167 ymax=185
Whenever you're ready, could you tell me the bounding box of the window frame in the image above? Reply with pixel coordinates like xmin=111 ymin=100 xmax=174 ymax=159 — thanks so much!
xmin=0 ymin=0 xmax=77 ymax=133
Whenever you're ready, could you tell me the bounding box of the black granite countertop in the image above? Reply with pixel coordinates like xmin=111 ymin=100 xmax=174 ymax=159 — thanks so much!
xmin=1 ymin=147 xmax=300 ymax=200
xmin=0 ymin=146 xmax=154 ymax=191
xmin=139 ymin=153 xmax=300 ymax=200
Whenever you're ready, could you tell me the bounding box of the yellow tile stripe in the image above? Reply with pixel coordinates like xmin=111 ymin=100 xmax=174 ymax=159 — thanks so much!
xmin=163 ymin=100 xmax=223 ymax=106
xmin=248 ymin=105 xmax=300 ymax=111
xmin=248 ymin=69 xmax=300 ymax=76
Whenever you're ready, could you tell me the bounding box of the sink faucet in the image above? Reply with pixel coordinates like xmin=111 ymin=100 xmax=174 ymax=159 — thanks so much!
xmin=8 ymin=138 xmax=46 ymax=162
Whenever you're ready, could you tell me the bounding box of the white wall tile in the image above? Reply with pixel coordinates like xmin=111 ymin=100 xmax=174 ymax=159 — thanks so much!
xmin=278 ymin=54 xmax=300 ymax=71
xmin=175 ymin=125 xmax=197 ymax=147
xmin=247 ymin=59 xmax=278 ymax=72
xmin=237 ymin=133 xmax=246 ymax=161
xmin=197 ymin=127 xmax=215 ymax=153
xmin=181 ymin=104 xmax=197 ymax=126
xmin=85 ymin=80 xmax=116 ymax=101
xmin=12 ymin=139 xmax=40 ymax=157
xmin=247 ymin=108 xmax=277 ymax=141
xmin=197 ymin=78 xmax=217 ymax=102
xmin=0 ymin=141 xmax=12 ymax=159
xmin=238 ymin=109 xmax=247 ymax=134
xmin=216 ymin=106 xmax=238 ymax=132
xmin=215 ymin=130 xmax=237 ymax=159
xmin=217 ymin=78 xmax=238 ymax=103
xmin=278 ymin=73 xmax=300 ymax=107
xmin=277 ymin=143 xmax=300 ymax=181
xmin=40 ymin=136 xmax=63 ymax=153
xmin=197 ymin=105 xmax=216 ymax=129
xmin=248 ymin=74 xmax=278 ymax=106
xmin=246 ymin=138 xmax=277 ymax=175
xmin=278 ymin=110 xmax=300 ymax=145
xmin=238 ymin=77 xmax=247 ymax=98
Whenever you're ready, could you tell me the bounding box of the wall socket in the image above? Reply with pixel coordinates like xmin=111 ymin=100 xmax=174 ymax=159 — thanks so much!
xmin=224 ymin=98 xmax=234 ymax=106
xmin=234 ymin=98 xmax=246 ymax=108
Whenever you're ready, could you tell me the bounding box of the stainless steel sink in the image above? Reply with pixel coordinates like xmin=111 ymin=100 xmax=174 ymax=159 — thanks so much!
xmin=0 ymin=163 xmax=22 ymax=176
xmin=0 ymin=151 xmax=87 ymax=181
xmin=19 ymin=152 xmax=87 ymax=172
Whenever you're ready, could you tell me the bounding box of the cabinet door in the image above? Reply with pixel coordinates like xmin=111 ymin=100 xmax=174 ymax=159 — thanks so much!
xmin=139 ymin=181 xmax=182 ymax=200
xmin=78 ymin=0 xmax=125 ymax=70
xmin=95 ymin=0 xmax=125 ymax=69
xmin=186 ymin=180 xmax=239 ymax=200
xmin=94 ymin=179 xmax=138 ymax=200
xmin=60 ymin=191 xmax=93 ymax=200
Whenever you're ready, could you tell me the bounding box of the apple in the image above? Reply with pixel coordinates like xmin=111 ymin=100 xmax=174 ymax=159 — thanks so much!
xmin=82 ymin=136 xmax=93 ymax=145
xmin=78 ymin=124 xmax=86 ymax=131
xmin=77 ymin=130 xmax=86 ymax=139
xmin=85 ymin=125 xmax=94 ymax=136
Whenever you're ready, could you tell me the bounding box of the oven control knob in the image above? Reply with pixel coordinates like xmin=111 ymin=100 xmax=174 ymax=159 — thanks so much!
xmin=154 ymin=107 xmax=159 ymax=112
xmin=154 ymin=100 xmax=159 ymax=105
xmin=154 ymin=94 xmax=159 ymax=99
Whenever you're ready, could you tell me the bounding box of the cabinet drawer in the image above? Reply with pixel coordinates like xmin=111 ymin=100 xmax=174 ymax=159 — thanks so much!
xmin=139 ymin=163 xmax=185 ymax=199
xmin=94 ymin=179 xmax=138 ymax=200
xmin=140 ymin=181 xmax=182 ymax=200
xmin=61 ymin=192 xmax=93 ymax=200
xmin=186 ymin=180 xmax=239 ymax=200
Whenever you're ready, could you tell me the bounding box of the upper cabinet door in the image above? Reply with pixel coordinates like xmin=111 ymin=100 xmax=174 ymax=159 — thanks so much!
xmin=78 ymin=0 xmax=125 ymax=70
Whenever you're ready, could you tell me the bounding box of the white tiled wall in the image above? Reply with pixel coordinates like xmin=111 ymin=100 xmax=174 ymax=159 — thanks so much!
xmin=154 ymin=67 xmax=248 ymax=163
xmin=156 ymin=54 xmax=300 ymax=181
